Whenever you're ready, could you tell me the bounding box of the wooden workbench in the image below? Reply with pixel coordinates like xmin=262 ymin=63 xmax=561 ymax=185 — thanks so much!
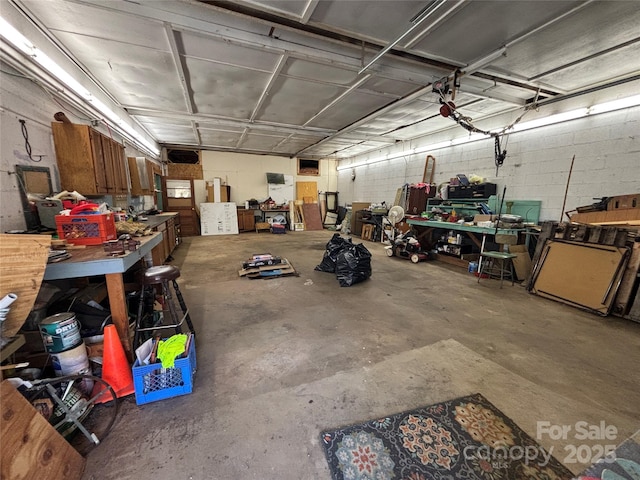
xmin=43 ymin=232 xmax=162 ymax=356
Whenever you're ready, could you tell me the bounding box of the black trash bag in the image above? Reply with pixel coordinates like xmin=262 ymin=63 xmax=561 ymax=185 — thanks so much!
xmin=315 ymin=233 xmax=352 ymax=273
xmin=336 ymin=243 xmax=372 ymax=287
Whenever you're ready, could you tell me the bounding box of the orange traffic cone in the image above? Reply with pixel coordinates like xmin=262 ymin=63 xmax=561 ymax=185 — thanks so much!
xmin=92 ymin=324 xmax=135 ymax=401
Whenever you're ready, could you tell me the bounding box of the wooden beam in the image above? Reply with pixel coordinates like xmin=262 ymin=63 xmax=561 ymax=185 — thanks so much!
xmin=105 ymin=273 xmax=132 ymax=361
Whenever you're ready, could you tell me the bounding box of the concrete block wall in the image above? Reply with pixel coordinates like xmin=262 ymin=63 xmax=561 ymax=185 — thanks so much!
xmin=0 ymin=64 xmax=156 ymax=232
xmin=338 ymin=106 xmax=640 ymax=222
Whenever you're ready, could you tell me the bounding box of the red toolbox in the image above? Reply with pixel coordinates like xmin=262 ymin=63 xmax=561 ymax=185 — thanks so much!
xmin=55 ymin=213 xmax=117 ymax=245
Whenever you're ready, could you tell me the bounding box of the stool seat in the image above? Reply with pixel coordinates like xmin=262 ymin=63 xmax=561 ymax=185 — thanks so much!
xmin=143 ymin=265 xmax=181 ymax=284
xmin=480 ymin=251 xmax=517 ymax=260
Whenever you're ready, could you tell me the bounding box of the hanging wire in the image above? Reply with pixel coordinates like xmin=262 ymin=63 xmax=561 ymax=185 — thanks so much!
xmin=494 ymin=136 xmax=507 ymax=175
xmin=19 ymin=119 xmax=42 ymax=162
xmin=436 ymin=87 xmax=540 ymax=175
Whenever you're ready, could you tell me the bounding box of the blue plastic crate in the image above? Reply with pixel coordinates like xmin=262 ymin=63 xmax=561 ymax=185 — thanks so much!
xmin=132 ymin=338 xmax=196 ymax=405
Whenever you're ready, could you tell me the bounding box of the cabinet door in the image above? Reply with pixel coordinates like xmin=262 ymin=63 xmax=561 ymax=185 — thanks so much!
xmin=88 ymin=129 xmax=109 ymax=194
xmin=101 ymin=134 xmax=117 ymax=193
xmin=244 ymin=210 xmax=255 ymax=231
xmin=128 ymin=157 xmax=143 ymax=196
xmin=146 ymin=160 xmax=156 ymax=196
xmin=52 ymin=123 xmax=104 ymax=195
xmin=237 ymin=210 xmax=245 ymax=231
xmin=111 ymin=142 xmax=128 ymax=194
xmin=167 ymin=218 xmax=176 ymax=253
xmin=101 ymin=137 xmax=127 ymax=194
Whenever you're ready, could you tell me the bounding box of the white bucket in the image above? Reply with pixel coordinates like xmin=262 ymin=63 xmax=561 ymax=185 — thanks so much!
xmin=50 ymin=342 xmax=93 ymax=394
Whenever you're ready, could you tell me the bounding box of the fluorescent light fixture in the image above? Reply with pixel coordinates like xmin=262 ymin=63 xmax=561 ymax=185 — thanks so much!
xmin=337 ymin=93 xmax=640 ymax=171
xmin=0 ymin=16 xmax=160 ymax=157
xmin=511 ymin=108 xmax=588 ymax=132
xmin=588 ymin=94 xmax=640 ymax=115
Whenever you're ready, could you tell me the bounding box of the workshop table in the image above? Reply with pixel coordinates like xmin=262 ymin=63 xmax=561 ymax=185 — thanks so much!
xmin=405 ymin=217 xmax=531 ymax=269
xmin=43 ymin=232 xmax=162 ymax=357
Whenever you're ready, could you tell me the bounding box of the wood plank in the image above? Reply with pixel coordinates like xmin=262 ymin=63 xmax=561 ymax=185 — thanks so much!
xmin=105 ymin=273 xmax=132 ymax=359
xmin=570 ymin=209 xmax=640 ymax=224
xmin=613 ymin=241 xmax=640 ymax=316
xmin=1 ymin=381 xmax=85 ymax=480
xmin=527 ymin=222 xmax=557 ymax=291
xmin=301 ymin=203 xmax=323 ymax=231
xmin=433 ymin=253 xmax=469 ymax=269
xmin=0 ymin=234 xmax=51 ymax=337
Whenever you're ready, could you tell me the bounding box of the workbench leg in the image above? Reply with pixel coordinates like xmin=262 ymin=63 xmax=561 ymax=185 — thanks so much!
xmin=105 ymin=273 xmax=132 ymax=362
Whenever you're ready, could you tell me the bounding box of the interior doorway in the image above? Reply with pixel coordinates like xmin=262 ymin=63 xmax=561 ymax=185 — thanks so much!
xmin=162 ymin=177 xmax=200 ymax=236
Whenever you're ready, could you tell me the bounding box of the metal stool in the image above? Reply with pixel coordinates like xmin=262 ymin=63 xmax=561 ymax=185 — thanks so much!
xmin=133 ymin=265 xmax=196 ymax=349
xmin=477 ymin=251 xmax=517 ymax=288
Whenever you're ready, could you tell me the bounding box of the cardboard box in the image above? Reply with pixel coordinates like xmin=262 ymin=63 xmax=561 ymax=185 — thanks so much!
xmin=509 ymin=244 xmax=532 ymax=282
xmin=473 ymin=214 xmax=497 ymax=223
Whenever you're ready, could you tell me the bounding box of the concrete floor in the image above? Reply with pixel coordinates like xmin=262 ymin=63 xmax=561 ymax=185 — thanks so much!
xmin=82 ymin=230 xmax=640 ymax=479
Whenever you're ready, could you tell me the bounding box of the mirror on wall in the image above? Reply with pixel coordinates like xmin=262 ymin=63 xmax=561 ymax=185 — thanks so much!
xmin=14 ymin=165 xmax=54 ymax=230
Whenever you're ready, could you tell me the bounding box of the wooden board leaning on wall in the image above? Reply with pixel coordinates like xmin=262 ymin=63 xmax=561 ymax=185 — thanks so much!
xmin=0 ymin=234 xmax=50 ymax=338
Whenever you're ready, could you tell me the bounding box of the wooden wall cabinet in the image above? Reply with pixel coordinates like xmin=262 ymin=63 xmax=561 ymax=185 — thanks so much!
xmin=52 ymin=123 xmax=127 ymax=195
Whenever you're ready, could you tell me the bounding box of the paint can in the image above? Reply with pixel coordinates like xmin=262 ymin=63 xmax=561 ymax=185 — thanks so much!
xmin=39 ymin=312 xmax=81 ymax=353
xmin=50 ymin=341 xmax=93 ymax=394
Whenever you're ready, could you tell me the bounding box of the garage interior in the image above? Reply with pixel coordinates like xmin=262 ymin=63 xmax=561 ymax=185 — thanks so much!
xmin=1 ymin=1 xmax=639 ymax=479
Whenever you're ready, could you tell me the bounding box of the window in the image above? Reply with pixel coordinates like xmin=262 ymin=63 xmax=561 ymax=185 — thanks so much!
xmin=298 ymin=158 xmax=319 ymax=176
xmin=167 ymin=149 xmax=200 ymax=164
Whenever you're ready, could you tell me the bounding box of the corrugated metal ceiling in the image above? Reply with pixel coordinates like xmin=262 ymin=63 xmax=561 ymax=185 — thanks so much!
xmin=6 ymin=0 xmax=640 ymax=159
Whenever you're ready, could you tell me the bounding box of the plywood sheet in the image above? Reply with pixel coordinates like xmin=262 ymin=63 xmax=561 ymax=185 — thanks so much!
xmin=0 ymin=234 xmax=51 ymax=337
xmin=167 ymin=163 xmax=203 ymax=179
xmin=531 ymin=240 xmax=629 ymax=315
xmin=301 ymin=203 xmax=323 ymax=231
xmin=1 ymin=381 xmax=85 ymax=480
xmin=295 ymin=181 xmax=317 ymax=202
xmin=350 ymin=202 xmax=371 ymax=235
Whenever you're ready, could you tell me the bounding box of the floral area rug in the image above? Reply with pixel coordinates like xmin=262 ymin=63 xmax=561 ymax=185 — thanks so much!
xmin=574 ymin=432 xmax=640 ymax=479
xmin=320 ymin=393 xmax=573 ymax=480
